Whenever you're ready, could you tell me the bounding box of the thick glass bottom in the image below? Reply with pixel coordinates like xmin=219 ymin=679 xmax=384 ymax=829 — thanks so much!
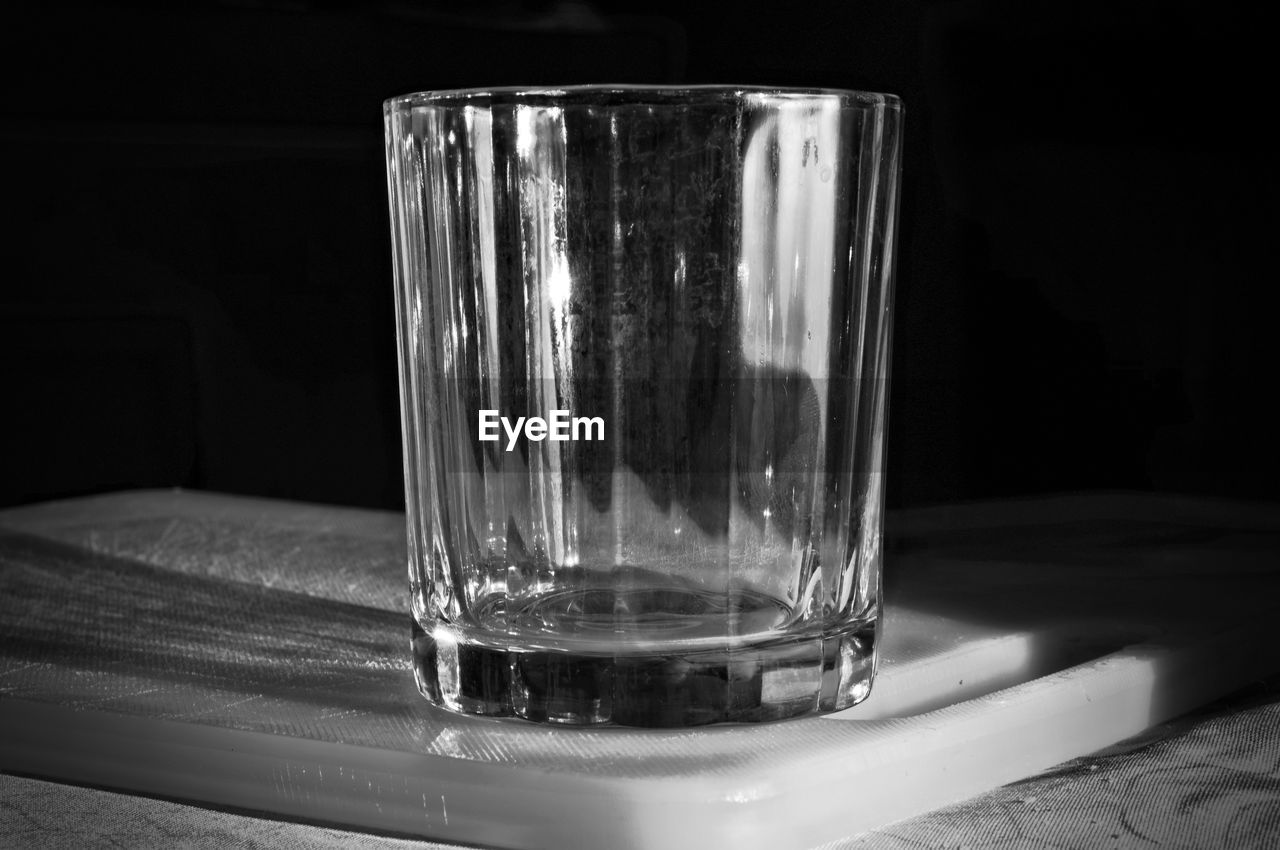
xmin=410 ymin=612 xmax=877 ymax=727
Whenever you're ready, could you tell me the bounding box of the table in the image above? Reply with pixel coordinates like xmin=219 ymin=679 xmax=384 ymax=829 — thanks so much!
xmin=2 ymin=490 xmax=1279 ymax=848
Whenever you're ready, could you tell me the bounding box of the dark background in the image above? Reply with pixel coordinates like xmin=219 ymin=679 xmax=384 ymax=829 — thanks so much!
xmin=2 ymin=0 xmax=1275 ymax=511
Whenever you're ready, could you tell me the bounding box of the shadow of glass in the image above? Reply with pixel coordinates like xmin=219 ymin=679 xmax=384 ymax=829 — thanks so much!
xmin=0 ymin=530 xmax=412 ymax=721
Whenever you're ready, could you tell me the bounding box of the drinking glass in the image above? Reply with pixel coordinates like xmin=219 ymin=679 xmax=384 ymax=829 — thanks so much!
xmin=384 ymin=85 xmax=902 ymax=726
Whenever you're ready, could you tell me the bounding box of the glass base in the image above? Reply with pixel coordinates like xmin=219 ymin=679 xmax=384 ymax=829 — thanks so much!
xmin=410 ymin=616 xmax=877 ymax=727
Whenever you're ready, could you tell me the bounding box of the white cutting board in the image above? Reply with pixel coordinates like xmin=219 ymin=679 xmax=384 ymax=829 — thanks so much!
xmin=1 ymin=490 xmax=1278 ymax=849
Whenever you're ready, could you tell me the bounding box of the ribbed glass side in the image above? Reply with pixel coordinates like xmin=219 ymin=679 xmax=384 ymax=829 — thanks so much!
xmin=384 ymin=87 xmax=902 ymax=725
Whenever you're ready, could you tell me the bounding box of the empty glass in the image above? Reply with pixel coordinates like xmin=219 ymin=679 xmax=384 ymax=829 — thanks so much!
xmin=384 ymin=86 xmax=902 ymax=726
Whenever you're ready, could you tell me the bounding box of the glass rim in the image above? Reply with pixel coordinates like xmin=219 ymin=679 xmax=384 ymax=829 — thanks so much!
xmin=384 ymin=84 xmax=902 ymax=112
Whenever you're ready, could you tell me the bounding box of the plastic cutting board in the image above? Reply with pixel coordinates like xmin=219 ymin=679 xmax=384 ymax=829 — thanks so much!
xmin=2 ymin=490 xmax=1279 ymax=849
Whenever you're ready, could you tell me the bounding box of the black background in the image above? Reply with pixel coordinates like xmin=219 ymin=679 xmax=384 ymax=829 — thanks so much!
xmin=2 ymin=0 xmax=1275 ymax=511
